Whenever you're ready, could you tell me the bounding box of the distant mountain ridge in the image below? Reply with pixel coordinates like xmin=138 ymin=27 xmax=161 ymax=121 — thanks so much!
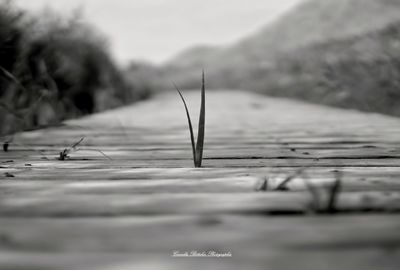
xmin=164 ymin=0 xmax=400 ymax=83
xmin=215 ymin=0 xmax=400 ymax=65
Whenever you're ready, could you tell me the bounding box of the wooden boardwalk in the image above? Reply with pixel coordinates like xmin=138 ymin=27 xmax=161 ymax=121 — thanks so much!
xmin=1 ymin=90 xmax=400 ymax=269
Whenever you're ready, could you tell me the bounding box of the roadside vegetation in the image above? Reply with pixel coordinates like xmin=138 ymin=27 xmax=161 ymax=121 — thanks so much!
xmin=0 ymin=2 xmax=151 ymax=136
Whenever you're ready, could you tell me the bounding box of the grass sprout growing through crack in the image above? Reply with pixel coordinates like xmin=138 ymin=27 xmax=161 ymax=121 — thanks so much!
xmin=58 ymin=137 xmax=111 ymax=160
xmin=303 ymin=170 xmax=343 ymax=213
xmin=256 ymin=168 xmax=343 ymax=214
xmin=303 ymin=178 xmax=322 ymax=212
xmin=256 ymin=167 xmax=307 ymax=192
xmin=175 ymin=71 xmax=205 ymax=168
xmin=325 ymin=171 xmax=342 ymax=213
xmin=256 ymin=177 xmax=269 ymax=191
xmin=3 ymin=140 xmax=10 ymax=152
xmin=275 ymin=167 xmax=307 ymax=191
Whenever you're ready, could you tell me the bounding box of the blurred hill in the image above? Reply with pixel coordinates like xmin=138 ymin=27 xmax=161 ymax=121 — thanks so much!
xmin=165 ymin=45 xmax=221 ymax=70
xmin=207 ymin=0 xmax=400 ymax=70
xmin=253 ymin=20 xmax=400 ymax=116
xmin=130 ymin=0 xmax=400 ymax=116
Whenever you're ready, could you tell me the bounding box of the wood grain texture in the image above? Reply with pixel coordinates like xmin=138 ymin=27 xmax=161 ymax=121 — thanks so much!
xmin=1 ymin=90 xmax=400 ymax=269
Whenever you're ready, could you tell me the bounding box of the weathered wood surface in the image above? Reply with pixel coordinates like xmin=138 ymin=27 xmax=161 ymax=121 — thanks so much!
xmin=1 ymin=90 xmax=400 ymax=269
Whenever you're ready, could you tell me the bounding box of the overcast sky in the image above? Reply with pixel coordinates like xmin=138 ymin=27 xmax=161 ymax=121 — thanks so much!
xmin=14 ymin=0 xmax=303 ymax=64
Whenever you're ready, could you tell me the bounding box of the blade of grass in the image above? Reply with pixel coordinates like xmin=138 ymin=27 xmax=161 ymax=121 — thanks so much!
xmin=195 ymin=70 xmax=205 ymax=167
xmin=275 ymin=167 xmax=306 ymax=191
xmin=174 ymin=84 xmax=196 ymax=166
xmin=256 ymin=177 xmax=269 ymax=191
xmin=303 ymin=178 xmax=321 ymax=212
xmin=71 ymin=137 xmax=85 ymax=150
xmin=3 ymin=141 xmax=9 ymax=152
xmin=326 ymin=171 xmax=342 ymax=213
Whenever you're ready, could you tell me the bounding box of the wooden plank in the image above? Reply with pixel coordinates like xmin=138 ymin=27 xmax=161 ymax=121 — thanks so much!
xmin=1 ymin=90 xmax=400 ymax=269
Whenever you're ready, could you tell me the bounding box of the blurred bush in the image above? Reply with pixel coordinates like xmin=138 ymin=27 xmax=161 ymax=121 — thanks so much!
xmin=0 ymin=2 xmax=150 ymax=136
xmin=124 ymin=60 xmax=166 ymax=99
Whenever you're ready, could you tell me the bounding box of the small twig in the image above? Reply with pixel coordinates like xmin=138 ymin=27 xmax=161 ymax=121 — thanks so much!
xmin=58 ymin=137 xmax=112 ymax=160
xmin=58 ymin=137 xmax=85 ymax=160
